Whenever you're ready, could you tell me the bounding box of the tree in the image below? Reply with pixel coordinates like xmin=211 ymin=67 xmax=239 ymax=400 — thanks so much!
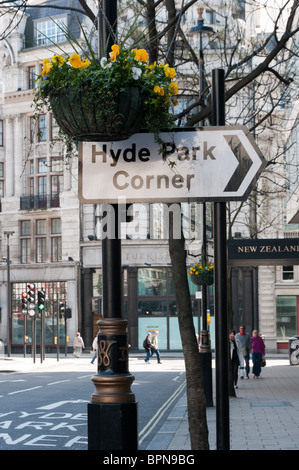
xmin=1 ymin=0 xmax=298 ymax=450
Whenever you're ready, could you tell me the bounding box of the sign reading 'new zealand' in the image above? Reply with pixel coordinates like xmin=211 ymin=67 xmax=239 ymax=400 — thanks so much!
xmin=79 ymin=127 xmax=265 ymax=203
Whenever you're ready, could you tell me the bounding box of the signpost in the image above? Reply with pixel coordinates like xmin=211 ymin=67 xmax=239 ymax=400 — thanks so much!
xmin=79 ymin=127 xmax=265 ymax=204
xmin=81 ymin=114 xmax=266 ymax=451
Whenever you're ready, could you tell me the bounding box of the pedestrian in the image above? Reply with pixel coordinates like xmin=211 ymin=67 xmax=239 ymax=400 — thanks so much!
xmin=235 ymin=325 xmax=251 ymax=379
xmin=251 ymin=330 xmax=266 ymax=378
xmin=151 ymin=331 xmax=162 ymax=364
xmin=73 ymin=332 xmax=84 ymax=358
xmin=195 ymin=334 xmax=201 ymax=350
xmin=229 ymin=330 xmax=241 ymax=388
xmin=143 ymin=332 xmax=153 ymax=364
xmin=90 ymin=335 xmax=98 ymax=364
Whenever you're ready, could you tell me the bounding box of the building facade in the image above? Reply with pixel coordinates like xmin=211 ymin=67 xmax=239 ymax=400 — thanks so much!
xmin=0 ymin=0 xmax=298 ymax=355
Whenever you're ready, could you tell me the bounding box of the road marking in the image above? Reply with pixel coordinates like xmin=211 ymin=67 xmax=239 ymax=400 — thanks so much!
xmin=138 ymin=380 xmax=186 ymax=446
xmin=47 ymin=380 xmax=71 ymax=386
xmin=8 ymin=386 xmax=43 ymax=395
xmin=37 ymin=399 xmax=89 ymax=410
xmin=0 ymin=379 xmax=26 ymax=383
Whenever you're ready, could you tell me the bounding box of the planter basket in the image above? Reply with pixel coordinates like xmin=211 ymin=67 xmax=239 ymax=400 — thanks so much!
xmin=49 ymin=86 xmax=145 ymax=141
xmin=190 ymin=271 xmax=214 ymax=286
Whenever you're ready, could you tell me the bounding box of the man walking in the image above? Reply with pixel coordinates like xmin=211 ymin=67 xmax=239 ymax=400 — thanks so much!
xmin=235 ymin=325 xmax=251 ymax=379
xmin=151 ymin=331 xmax=162 ymax=364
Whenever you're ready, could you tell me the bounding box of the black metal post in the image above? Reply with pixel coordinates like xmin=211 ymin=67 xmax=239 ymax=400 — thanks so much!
xmin=88 ymin=1 xmax=137 ymax=450
xmin=211 ymin=69 xmax=230 ymax=450
xmin=197 ymin=26 xmax=213 ymax=408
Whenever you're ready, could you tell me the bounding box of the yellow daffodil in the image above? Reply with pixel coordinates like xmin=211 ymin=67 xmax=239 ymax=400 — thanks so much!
xmin=69 ymin=54 xmax=82 ymax=68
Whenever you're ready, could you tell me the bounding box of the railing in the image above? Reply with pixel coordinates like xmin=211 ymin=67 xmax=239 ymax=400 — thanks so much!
xmin=20 ymin=195 xmax=60 ymax=210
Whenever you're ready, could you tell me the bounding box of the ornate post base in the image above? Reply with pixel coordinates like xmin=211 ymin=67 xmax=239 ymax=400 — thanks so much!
xmin=88 ymin=317 xmax=138 ymax=449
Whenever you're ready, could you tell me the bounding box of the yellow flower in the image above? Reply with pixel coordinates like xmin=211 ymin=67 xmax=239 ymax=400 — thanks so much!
xmin=172 ymin=98 xmax=178 ymax=106
xmin=153 ymin=85 xmax=164 ymax=96
xmin=80 ymin=58 xmax=91 ymax=69
xmin=52 ymin=55 xmax=65 ymax=66
xmin=164 ymin=65 xmax=176 ymax=79
xmin=111 ymin=44 xmax=120 ymax=56
xmin=147 ymin=61 xmax=156 ymax=71
xmin=134 ymin=48 xmax=148 ymax=62
xmin=169 ymin=82 xmax=179 ymax=95
xmin=109 ymin=51 xmax=117 ymax=62
xmin=69 ymin=54 xmax=82 ymax=68
xmin=42 ymin=60 xmax=52 ymax=76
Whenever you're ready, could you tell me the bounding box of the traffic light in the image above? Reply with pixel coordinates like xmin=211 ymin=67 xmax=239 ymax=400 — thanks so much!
xmin=27 ymin=284 xmax=35 ymax=304
xmin=66 ymin=307 xmax=72 ymax=318
xmin=21 ymin=292 xmax=27 ymax=311
xmin=37 ymin=289 xmax=45 ymax=311
xmin=27 ymin=284 xmax=36 ymax=316
xmin=59 ymin=301 xmax=65 ymax=318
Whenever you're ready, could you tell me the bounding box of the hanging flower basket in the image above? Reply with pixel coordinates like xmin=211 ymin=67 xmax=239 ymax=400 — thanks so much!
xmin=34 ymin=45 xmax=179 ymax=142
xmin=188 ymin=263 xmax=214 ymax=286
xmin=49 ymin=85 xmax=145 ymax=141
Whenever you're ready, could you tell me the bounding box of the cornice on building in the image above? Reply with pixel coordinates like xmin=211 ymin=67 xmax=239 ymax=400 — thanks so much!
xmin=4 ymin=88 xmax=35 ymax=103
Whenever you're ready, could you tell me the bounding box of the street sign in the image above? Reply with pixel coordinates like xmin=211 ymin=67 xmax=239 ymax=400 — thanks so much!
xmin=78 ymin=127 xmax=265 ymax=203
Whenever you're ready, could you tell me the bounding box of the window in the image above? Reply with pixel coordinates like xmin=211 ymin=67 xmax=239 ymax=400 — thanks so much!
xmin=36 ymin=17 xmax=67 ymax=45
xmin=28 ymin=66 xmax=36 ymax=89
xmin=282 ymin=266 xmax=294 ymax=281
xmin=50 ymin=114 xmax=60 ymax=139
xmin=36 ymin=220 xmax=47 ymax=263
xmin=0 ymin=162 xmax=4 ymax=198
xmin=30 ymin=117 xmax=35 ymax=143
xmin=38 ymin=158 xmax=47 ymax=173
xmin=38 ymin=176 xmax=47 ymax=206
xmin=20 ymin=218 xmax=62 ymax=264
xmin=36 ymin=219 xmax=46 ymax=235
xmin=38 ymin=115 xmax=47 ymax=141
xmin=51 ymin=219 xmax=62 ymax=262
xmin=276 ymin=296 xmax=297 ymax=339
xmin=20 ymin=221 xmax=31 ymax=264
xmin=0 ymin=120 xmax=3 ymax=146
xmin=51 ymin=157 xmax=63 ymax=172
xmin=51 ymin=175 xmax=63 ymax=198
xmin=29 ymin=116 xmax=46 ymax=143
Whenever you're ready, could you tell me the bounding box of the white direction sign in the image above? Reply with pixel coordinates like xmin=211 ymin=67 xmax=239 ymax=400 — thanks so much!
xmin=78 ymin=127 xmax=265 ymax=203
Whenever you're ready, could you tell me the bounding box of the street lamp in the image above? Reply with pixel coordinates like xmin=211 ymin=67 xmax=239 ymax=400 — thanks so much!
xmin=190 ymin=8 xmax=215 ymax=120
xmin=4 ymin=231 xmax=14 ymax=357
xmin=189 ymin=8 xmax=214 ymax=407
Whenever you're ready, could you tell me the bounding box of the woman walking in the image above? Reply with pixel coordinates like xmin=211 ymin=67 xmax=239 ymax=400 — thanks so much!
xmin=251 ymin=330 xmax=265 ymax=378
xmin=73 ymin=332 xmax=85 ymax=358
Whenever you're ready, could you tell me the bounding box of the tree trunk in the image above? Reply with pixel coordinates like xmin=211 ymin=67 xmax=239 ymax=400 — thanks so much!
xmin=168 ymin=212 xmax=209 ymax=450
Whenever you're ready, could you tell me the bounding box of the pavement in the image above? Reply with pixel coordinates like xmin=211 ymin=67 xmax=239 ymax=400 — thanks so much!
xmin=0 ymin=351 xmax=298 ymax=451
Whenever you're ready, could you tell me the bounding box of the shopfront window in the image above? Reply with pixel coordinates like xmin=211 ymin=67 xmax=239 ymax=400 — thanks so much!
xmin=138 ymin=268 xmax=167 ymax=296
xmin=276 ymin=296 xmax=297 ymax=339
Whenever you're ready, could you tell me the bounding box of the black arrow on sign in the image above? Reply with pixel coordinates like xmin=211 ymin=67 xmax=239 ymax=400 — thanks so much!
xmin=223 ymin=135 xmax=253 ymax=192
